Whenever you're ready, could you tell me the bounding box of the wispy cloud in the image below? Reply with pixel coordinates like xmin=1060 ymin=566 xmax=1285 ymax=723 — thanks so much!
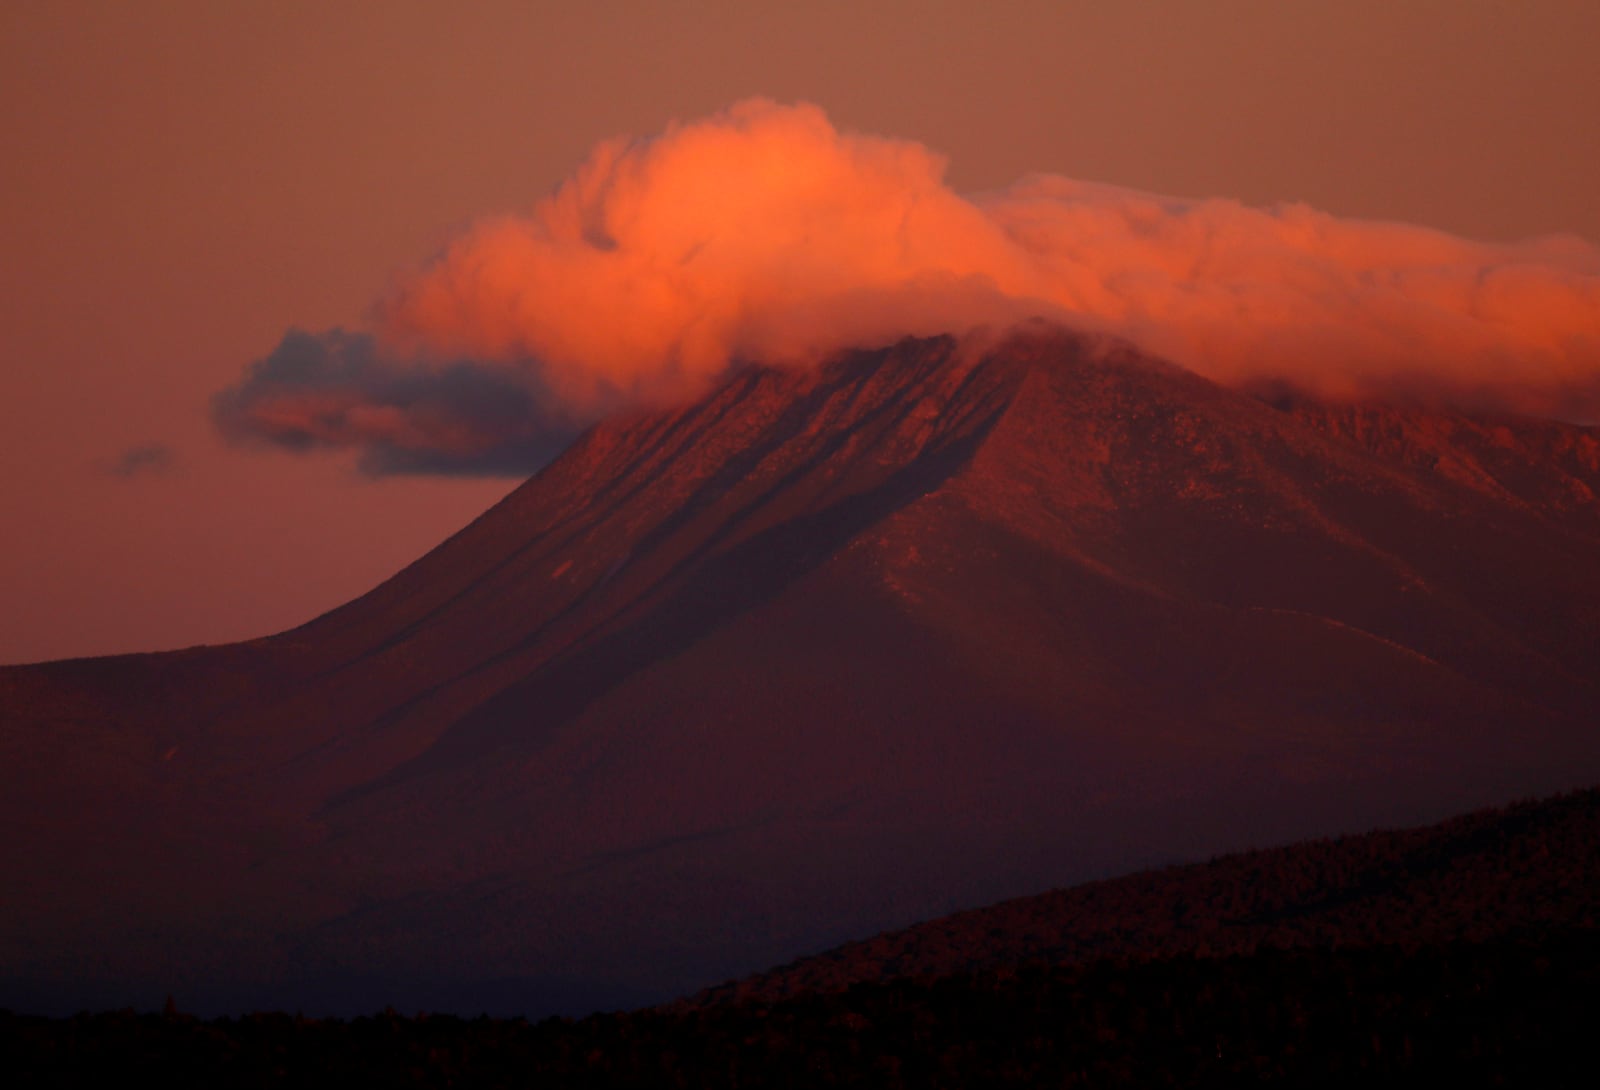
xmin=106 ymin=442 xmax=176 ymax=479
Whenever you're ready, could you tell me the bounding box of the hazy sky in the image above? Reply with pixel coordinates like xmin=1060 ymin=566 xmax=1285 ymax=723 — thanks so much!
xmin=3 ymin=1 xmax=1597 ymax=665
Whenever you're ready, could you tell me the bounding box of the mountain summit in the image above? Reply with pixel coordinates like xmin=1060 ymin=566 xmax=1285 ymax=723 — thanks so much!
xmin=5 ymin=326 xmax=1600 ymax=1014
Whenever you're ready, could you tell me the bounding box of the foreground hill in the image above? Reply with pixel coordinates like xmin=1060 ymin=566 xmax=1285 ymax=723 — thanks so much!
xmin=693 ymin=786 xmax=1600 ymax=1006
xmin=4 ymin=325 xmax=1600 ymax=1014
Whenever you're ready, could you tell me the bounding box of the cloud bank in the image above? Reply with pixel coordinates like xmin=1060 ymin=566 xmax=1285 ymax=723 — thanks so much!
xmin=217 ymin=99 xmax=1600 ymax=475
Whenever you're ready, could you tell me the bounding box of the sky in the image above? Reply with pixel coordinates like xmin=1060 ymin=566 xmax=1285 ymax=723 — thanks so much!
xmin=3 ymin=0 xmax=1598 ymax=666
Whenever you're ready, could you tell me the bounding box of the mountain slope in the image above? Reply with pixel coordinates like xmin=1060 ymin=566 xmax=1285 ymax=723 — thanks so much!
xmin=3 ymin=325 xmax=1599 ymax=1014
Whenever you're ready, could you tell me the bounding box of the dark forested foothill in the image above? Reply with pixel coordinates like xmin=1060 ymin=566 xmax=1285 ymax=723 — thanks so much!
xmin=4 ymin=932 xmax=1596 ymax=1088
xmin=693 ymin=786 xmax=1600 ymax=1007
xmin=9 ymin=787 xmax=1600 ymax=1085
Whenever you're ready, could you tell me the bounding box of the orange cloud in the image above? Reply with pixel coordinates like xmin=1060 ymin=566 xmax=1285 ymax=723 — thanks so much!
xmin=377 ymin=101 xmax=1042 ymax=409
xmin=219 ymin=99 xmax=1600 ymax=473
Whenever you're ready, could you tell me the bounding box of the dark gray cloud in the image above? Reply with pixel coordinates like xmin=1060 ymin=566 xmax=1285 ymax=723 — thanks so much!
xmin=107 ymin=442 xmax=176 ymax=479
xmin=212 ymin=328 xmax=587 ymax=476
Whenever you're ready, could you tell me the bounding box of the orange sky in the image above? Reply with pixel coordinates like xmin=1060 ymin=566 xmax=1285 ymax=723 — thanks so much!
xmin=3 ymin=1 xmax=1597 ymax=665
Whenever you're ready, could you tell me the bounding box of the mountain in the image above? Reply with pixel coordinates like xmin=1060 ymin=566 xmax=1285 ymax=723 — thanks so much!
xmin=4 ymin=325 xmax=1600 ymax=1015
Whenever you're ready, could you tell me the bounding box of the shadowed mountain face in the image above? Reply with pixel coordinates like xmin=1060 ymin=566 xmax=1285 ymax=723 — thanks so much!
xmin=4 ymin=327 xmax=1600 ymax=1015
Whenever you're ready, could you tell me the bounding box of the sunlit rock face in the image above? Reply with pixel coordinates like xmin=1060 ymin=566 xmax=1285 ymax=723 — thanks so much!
xmin=6 ymin=326 xmax=1600 ymax=1016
